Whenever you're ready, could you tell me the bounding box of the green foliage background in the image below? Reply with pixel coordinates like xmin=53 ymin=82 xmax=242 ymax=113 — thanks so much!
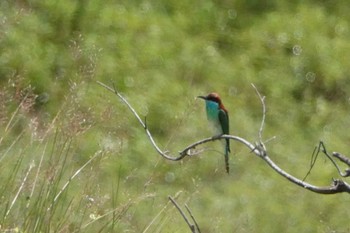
xmin=1 ymin=0 xmax=350 ymax=232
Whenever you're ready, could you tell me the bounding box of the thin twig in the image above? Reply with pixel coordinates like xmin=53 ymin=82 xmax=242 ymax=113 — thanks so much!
xmin=251 ymin=83 xmax=266 ymax=144
xmin=333 ymin=152 xmax=350 ymax=167
xmin=302 ymin=144 xmax=320 ymax=181
xmin=317 ymin=142 xmax=349 ymax=177
xmin=318 ymin=142 xmax=340 ymax=172
xmin=185 ymin=204 xmax=201 ymax=233
xmin=168 ymin=196 xmax=196 ymax=233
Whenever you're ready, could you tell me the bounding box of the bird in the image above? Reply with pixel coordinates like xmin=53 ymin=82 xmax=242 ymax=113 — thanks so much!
xmin=198 ymin=93 xmax=231 ymax=173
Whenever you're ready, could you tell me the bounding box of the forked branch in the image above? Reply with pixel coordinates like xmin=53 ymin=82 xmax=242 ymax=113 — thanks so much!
xmin=97 ymin=81 xmax=350 ymax=194
xmin=168 ymin=196 xmax=201 ymax=233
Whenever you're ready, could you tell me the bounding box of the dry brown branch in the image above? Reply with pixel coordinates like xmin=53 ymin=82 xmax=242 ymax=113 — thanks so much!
xmin=97 ymin=81 xmax=350 ymax=194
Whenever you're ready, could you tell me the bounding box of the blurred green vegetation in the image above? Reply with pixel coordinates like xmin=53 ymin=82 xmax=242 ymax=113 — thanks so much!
xmin=1 ymin=0 xmax=350 ymax=232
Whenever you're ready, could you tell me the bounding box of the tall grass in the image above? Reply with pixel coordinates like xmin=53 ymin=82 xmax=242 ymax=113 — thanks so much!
xmin=0 ymin=81 xmax=178 ymax=232
xmin=0 ymin=83 xmax=124 ymax=232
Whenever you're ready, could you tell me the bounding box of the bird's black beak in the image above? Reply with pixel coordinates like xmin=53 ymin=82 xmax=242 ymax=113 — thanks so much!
xmin=197 ymin=95 xmax=206 ymax=100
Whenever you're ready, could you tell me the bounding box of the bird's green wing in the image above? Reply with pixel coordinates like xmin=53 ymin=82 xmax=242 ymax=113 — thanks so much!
xmin=218 ymin=109 xmax=229 ymax=135
xmin=219 ymin=109 xmax=230 ymax=173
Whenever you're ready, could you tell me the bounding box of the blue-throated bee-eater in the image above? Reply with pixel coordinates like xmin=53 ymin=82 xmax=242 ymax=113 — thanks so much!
xmin=198 ymin=93 xmax=231 ymax=173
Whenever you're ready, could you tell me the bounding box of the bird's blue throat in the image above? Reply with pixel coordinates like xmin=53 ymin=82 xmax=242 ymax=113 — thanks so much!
xmin=205 ymin=100 xmax=222 ymax=135
xmin=205 ymin=100 xmax=220 ymax=121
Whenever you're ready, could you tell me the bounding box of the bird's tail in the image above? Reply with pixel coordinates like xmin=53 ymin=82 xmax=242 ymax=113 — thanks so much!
xmin=224 ymin=138 xmax=230 ymax=174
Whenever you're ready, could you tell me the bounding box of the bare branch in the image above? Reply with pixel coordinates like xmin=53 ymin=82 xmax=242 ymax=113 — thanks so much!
xmin=304 ymin=142 xmax=350 ymax=178
xmin=98 ymin=81 xmax=263 ymax=160
xmin=185 ymin=204 xmax=201 ymax=233
xmin=97 ymin=81 xmax=186 ymax=161
xmin=168 ymin=196 xmax=200 ymax=233
xmin=318 ymin=142 xmax=345 ymax=176
xmin=98 ymin=81 xmax=350 ymax=195
xmin=302 ymin=144 xmax=319 ymax=181
xmin=332 ymin=153 xmax=350 ymax=177
xmin=333 ymin=152 xmax=350 ymax=167
xmin=261 ymin=152 xmax=350 ymax=194
xmin=180 ymin=135 xmax=264 ymax=157
xmin=251 ymin=83 xmax=266 ymax=144
xmin=248 ymin=86 xmax=350 ymax=194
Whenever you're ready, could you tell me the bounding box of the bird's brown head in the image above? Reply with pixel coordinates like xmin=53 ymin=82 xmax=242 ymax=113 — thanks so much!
xmin=198 ymin=92 xmax=227 ymax=112
xmin=197 ymin=92 xmax=222 ymax=104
